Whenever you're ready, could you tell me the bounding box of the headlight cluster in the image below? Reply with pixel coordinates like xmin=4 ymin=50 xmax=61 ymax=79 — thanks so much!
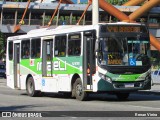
xmin=98 ymin=73 xmax=112 ymax=83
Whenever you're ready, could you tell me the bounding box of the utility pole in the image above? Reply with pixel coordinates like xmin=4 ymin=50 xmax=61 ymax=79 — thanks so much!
xmin=92 ymin=0 xmax=99 ymax=25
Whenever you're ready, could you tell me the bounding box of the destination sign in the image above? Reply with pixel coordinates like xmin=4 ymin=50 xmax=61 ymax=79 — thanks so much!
xmin=101 ymin=26 xmax=143 ymax=32
xmin=69 ymin=34 xmax=80 ymax=39
xmin=106 ymin=26 xmax=141 ymax=32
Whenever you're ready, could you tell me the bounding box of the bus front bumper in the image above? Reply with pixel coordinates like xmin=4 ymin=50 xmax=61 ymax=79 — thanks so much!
xmin=97 ymin=78 xmax=151 ymax=92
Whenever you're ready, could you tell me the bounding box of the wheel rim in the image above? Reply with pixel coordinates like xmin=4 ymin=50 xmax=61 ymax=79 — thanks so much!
xmin=76 ymin=84 xmax=82 ymax=96
xmin=28 ymin=80 xmax=33 ymax=94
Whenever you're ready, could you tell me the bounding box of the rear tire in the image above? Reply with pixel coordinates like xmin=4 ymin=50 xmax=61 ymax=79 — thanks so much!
xmin=73 ymin=78 xmax=87 ymax=101
xmin=116 ymin=93 xmax=130 ymax=100
xmin=26 ymin=77 xmax=40 ymax=97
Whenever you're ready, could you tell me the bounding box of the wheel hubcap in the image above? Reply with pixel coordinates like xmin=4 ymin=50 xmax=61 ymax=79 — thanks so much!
xmin=76 ymin=84 xmax=82 ymax=96
xmin=28 ymin=80 xmax=33 ymax=94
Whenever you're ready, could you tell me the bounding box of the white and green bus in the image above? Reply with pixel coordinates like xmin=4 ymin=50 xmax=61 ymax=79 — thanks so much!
xmin=6 ymin=22 xmax=151 ymax=100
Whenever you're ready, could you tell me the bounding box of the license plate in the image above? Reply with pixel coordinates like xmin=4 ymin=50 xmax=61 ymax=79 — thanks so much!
xmin=125 ymin=83 xmax=134 ymax=88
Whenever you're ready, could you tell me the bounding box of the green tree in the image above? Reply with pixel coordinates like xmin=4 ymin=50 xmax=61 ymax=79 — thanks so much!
xmin=106 ymin=0 xmax=129 ymax=5
xmin=0 ymin=32 xmax=5 ymax=61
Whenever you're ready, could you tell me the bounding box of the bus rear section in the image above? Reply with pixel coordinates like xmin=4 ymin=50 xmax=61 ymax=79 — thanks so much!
xmin=6 ymin=37 xmax=42 ymax=90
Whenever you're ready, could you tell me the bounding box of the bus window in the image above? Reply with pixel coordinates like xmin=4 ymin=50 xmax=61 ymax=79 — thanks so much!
xmin=46 ymin=40 xmax=53 ymax=60
xmin=31 ymin=38 xmax=41 ymax=58
xmin=8 ymin=41 xmax=13 ymax=60
xmin=68 ymin=33 xmax=81 ymax=56
xmin=21 ymin=40 xmax=30 ymax=59
xmin=54 ymin=35 xmax=66 ymax=57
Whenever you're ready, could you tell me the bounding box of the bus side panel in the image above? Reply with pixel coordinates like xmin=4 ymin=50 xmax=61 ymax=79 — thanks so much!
xmin=30 ymin=58 xmax=42 ymax=91
xmin=6 ymin=61 xmax=14 ymax=89
xmin=34 ymin=75 xmax=42 ymax=91
xmin=58 ymin=75 xmax=70 ymax=92
xmin=19 ymin=74 xmax=42 ymax=90
xmin=7 ymin=41 xmax=19 ymax=89
xmin=55 ymin=57 xmax=83 ymax=92
xmin=41 ymin=77 xmax=58 ymax=92
xmin=19 ymin=59 xmax=31 ymax=90
xmin=20 ymin=59 xmax=42 ymax=90
xmin=6 ymin=41 xmax=14 ymax=89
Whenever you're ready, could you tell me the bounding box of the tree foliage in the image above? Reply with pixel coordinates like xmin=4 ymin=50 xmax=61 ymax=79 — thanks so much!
xmin=106 ymin=0 xmax=129 ymax=5
xmin=0 ymin=32 xmax=5 ymax=60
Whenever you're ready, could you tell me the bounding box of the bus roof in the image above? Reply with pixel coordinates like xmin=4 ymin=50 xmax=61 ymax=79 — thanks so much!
xmin=7 ymin=22 xmax=144 ymax=41
xmin=7 ymin=25 xmax=95 ymax=41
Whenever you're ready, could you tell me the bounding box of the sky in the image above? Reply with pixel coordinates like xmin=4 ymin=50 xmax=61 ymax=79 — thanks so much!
xmin=72 ymin=0 xmax=88 ymax=3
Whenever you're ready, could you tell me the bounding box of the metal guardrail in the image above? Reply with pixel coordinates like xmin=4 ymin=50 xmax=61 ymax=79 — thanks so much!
xmin=1 ymin=19 xmax=89 ymax=26
xmin=1 ymin=19 xmax=160 ymax=29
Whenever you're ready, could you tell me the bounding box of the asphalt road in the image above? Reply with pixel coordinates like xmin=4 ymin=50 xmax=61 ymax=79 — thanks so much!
xmin=0 ymin=78 xmax=160 ymax=120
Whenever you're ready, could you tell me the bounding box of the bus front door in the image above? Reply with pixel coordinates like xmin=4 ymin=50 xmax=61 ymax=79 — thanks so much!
xmin=13 ymin=43 xmax=20 ymax=88
xmin=83 ymin=30 xmax=96 ymax=90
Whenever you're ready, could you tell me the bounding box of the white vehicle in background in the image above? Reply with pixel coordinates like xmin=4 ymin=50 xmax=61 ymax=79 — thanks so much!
xmin=152 ymin=69 xmax=160 ymax=84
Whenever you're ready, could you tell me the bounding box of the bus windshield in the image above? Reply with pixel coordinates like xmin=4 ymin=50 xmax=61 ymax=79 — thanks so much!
xmin=98 ymin=33 xmax=150 ymax=67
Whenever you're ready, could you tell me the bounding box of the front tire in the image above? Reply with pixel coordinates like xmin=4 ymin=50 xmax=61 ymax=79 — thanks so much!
xmin=26 ymin=77 xmax=40 ymax=97
xmin=73 ymin=78 xmax=87 ymax=101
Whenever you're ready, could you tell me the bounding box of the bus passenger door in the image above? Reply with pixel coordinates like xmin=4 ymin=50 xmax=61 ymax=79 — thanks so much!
xmin=83 ymin=30 xmax=96 ymax=90
xmin=42 ymin=40 xmax=53 ymax=77
xmin=13 ymin=43 xmax=20 ymax=88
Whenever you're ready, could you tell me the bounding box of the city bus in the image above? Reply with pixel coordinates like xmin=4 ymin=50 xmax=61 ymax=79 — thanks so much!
xmin=6 ymin=22 xmax=151 ymax=101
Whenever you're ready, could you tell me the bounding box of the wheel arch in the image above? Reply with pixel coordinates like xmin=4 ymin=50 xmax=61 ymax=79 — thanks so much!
xmin=71 ymin=73 xmax=81 ymax=90
xmin=25 ymin=74 xmax=33 ymax=88
xmin=26 ymin=74 xmax=41 ymax=97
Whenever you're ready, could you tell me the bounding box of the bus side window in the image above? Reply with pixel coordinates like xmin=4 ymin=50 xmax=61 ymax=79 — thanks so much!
xmin=8 ymin=41 xmax=13 ymax=60
xmin=54 ymin=36 xmax=66 ymax=57
xmin=31 ymin=38 xmax=41 ymax=58
xmin=21 ymin=40 xmax=30 ymax=59
xmin=68 ymin=33 xmax=81 ymax=56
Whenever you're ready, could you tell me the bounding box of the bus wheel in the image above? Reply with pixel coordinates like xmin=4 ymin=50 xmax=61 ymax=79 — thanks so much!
xmin=73 ymin=78 xmax=87 ymax=101
xmin=116 ymin=93 xmax=130 ymax=100
xmin=26 ymin=77 xmax=39 ymax=97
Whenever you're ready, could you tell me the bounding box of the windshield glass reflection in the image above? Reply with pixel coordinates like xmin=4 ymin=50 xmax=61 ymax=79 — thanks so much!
xmin=98 ymin=35 xmax=150 ymax=67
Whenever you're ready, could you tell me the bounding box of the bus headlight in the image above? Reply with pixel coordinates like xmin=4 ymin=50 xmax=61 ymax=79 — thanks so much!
xmin=98 ymin=73 xmax=112 ymax=83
